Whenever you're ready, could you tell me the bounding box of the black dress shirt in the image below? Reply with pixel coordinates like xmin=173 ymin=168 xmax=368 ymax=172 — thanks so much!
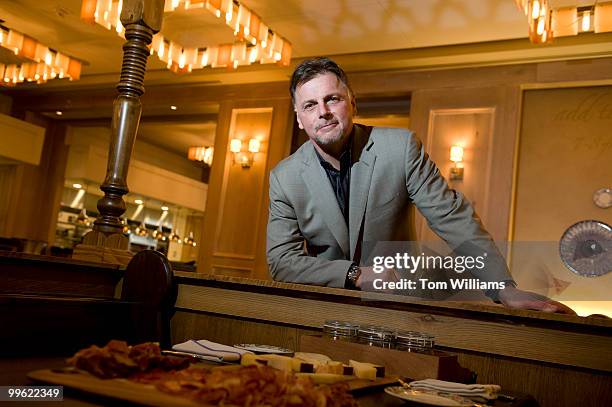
xmin=315 ymin=144 xmax=352 ymax=226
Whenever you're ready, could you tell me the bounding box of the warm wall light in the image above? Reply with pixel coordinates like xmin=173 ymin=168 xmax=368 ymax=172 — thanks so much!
xmin=229 ymin=139 xmax=242 ymax=153
xmin=581 ymin=9 xmax=592 ymax=32
xmin=450 ymin=145 xmax=464 ymax=163
xmin=449 ymin=145 xmax=464 ymax=181
xmin=248 ymin=138 xmax=260 ymax=153
xmin=230 ymin=137 xmax=260 ymax=168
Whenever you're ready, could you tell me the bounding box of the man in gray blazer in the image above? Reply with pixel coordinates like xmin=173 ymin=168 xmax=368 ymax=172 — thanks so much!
xmin=267 ymin=57 xmax=574 ymax=313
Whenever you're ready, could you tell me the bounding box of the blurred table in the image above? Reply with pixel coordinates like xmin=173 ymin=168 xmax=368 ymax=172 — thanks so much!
xmin=0 ymin=356 xmax=537 ymax=407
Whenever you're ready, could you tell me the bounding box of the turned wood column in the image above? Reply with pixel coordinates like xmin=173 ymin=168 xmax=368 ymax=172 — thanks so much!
xmin=93 ymin=0 xmax=164 ymax=236
xmin=74 ymin=0 xmax=164 ymax=263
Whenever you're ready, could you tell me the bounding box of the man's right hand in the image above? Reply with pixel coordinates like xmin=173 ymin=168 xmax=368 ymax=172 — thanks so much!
xmin=498 ymin=285 xmax=577 ymax=315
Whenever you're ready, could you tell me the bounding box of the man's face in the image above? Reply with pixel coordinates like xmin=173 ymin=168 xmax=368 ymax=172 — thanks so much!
xmin=293 ymin=73 xmax=355 ymax=149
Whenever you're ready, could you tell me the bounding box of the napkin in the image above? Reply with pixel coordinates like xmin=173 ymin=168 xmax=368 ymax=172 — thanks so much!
xmin=409 ymin=379 xmax=501 ymax=400
xmin=172 ymin=340 xmax=252 ymax=362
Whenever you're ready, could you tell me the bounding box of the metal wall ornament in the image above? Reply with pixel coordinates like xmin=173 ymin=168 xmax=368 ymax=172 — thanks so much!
xmin=593 ymin=188 xmax=612 ymax=209
xmin=559 ymin=220 xmax=612 ymax=277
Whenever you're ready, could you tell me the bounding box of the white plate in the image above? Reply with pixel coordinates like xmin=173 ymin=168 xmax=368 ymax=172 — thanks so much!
xmin=384 ymin=386 xmax=476 ymax=406
xmin=233 ymin=344 xmax=294 ymax=355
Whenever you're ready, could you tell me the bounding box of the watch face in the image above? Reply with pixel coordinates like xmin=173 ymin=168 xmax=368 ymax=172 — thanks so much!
xmin=593 ymin=188 xmax=612 ymax=209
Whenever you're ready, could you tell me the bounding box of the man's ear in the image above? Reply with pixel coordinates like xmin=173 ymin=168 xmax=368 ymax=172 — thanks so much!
xmin=350 ymin=95 xmax=357 ymax=115
xmin=295 ymin=111 xmax=304 ymax=130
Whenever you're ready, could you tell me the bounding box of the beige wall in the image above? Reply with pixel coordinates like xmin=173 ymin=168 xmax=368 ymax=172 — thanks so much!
xmin=0 ymin=114 xmax=46 ymax=166
xmin=67 ymin=126 xmax=202 ymax=181
xmin=511 ymin=85 xmax=612 ymax=316
xmin=513 ymin=86 xmax=612 ymax=241
xmin=0 ymin=113 xmax=68 ymax=246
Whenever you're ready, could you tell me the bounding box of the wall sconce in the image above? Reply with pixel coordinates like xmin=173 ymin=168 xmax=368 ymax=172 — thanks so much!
xmin=230 ymin=137 xmax=260 ymax=168
xmin=188 ymin=146 xmax=214 ymax=166
xmin=449 ymin=145 xmax=464 ymax=181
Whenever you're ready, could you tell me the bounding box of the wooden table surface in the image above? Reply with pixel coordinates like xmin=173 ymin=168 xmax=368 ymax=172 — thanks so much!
xmin=0 ymin=356 xmax=537 ymax=407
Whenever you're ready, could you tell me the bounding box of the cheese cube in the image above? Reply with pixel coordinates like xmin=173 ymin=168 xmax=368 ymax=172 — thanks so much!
xmin=348 ymin=360 xmax=385 ymax=379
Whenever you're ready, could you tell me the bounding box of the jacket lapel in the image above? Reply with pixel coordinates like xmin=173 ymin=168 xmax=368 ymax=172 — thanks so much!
xmin=349 ymin=125 xmax=376 ymax=260
xmin=301 ymin=143 xmax=350 ymax=258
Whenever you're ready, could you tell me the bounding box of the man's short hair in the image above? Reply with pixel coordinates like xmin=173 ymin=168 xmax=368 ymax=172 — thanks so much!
xmin=290 ymin=57 xmax=353 ymax=105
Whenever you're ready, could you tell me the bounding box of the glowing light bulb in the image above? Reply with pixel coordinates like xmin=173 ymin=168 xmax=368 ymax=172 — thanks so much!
xmin=532 ymin=0 xmax=540 ymax=19
xmin=582 ymin=10 xmax=591 ymax=32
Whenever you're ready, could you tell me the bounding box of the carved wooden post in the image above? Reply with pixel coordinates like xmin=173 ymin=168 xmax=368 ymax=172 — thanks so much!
xmin=73 ymin=0 xmax=164 ymax=264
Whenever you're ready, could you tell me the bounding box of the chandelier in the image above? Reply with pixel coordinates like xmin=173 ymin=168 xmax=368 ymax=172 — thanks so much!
xmin=81 ymin=0 xmax=292 ymax=73
xmin=0 ymin=26 xmax=82 ymax=87
xmin=515 ymin=0 xmax=612 ymax=43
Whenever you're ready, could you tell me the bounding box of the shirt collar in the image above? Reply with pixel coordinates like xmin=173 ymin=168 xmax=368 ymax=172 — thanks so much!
xmin=314 ymin=130 xmax=354 ymax=172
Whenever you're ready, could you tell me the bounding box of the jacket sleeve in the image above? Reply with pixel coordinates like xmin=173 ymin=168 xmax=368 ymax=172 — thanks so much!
xmin=266 ymin=170 xmax=353 ymax=287
xmin=404 ymin=133 xmax=514 ymax=284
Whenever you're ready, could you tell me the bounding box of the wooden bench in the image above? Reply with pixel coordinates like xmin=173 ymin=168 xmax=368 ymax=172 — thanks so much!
xmin=0 ymin=250 xmax=176 ymax=356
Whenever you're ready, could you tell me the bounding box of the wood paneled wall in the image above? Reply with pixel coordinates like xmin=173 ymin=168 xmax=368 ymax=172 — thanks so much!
xmin=0 ymin=113 xmax=68 ymax=247
xmin=198 ymin=98 xmax=293 ymax=279
xmin=410 ymin=86 xmax=521 ymax=245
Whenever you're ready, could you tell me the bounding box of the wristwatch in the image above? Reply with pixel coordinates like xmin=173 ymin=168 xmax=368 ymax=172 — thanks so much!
xmin=345 ymin=264 xmax=361 ymax=289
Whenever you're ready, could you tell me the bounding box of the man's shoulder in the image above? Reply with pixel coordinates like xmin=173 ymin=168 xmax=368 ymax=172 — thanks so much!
xmin=365 ymin=126 xmax=418 ymax=153
xmin=369 ymin=125 xmax=414 ymax=141
xmin=270 ymin=141 xmax=311 ymax=178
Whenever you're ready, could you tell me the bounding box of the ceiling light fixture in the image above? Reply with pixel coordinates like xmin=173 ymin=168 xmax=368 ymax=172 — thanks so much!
xmin=170 ymin=105 xmax=177 ymax=110
xmin=161 ymin=205 xmax=169 ymax=211
xmin=72 ymin=183 xmax=82 ymax=189
xmin=81 ymin=0 xmax=292 ymax=73
xmin=188 ymin=146 xmax=214 ymax=166
xmin=134 ymin=199 xmax=143 ymax=205
xmin=0 ymin=26 xmax=82 ymax=87
xmin=515 ymin=1 xmax=612 ymax=43
xmin=56 ymin=111 xmax=63 ymax=116
xmin=183 ymin=231 xmax=197 ymax=247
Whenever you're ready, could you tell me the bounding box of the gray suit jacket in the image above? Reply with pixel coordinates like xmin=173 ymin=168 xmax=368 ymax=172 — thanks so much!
xmin=267 ymin=124 xmax=512 ymax=288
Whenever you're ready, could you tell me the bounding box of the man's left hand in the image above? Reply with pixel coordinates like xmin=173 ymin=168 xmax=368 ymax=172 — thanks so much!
xmin=498 ymin=285 xmax=577 ymax=315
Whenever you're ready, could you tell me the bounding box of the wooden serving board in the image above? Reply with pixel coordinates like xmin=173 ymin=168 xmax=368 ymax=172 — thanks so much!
xmin=28 ymin=369 xmax=201 ymax=407
xmin=28 ymin=368 xmax=398 ymax=406
xmin=300 ymin=335 xmax=471 ymax=382
xmin=346 ymin=375 xmax=398 ymax=392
